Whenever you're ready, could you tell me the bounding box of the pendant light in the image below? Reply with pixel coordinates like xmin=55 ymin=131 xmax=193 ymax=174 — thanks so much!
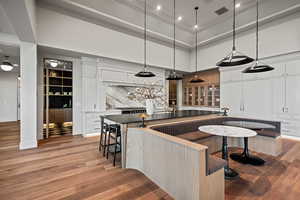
xmin=166 ymin=0 xmax=183 ymax=80
xmin=190 ymin=7 xmax=204 ymax=83
xmin=135 ymin=0 xmax=156 ymax=77
xmin=216 ymin=0 xmax=254 ymax=67
xmin=1 ymin=56 xmax=13 ymax=72
xmin=242 ymin=0 xmax=274 ymax=73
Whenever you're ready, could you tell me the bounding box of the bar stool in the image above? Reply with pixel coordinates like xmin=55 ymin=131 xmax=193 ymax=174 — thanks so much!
xmin=99 ymin=121 xmax=109 ymax=156
xmin=106 ymin=124 xmax=121 ymax=166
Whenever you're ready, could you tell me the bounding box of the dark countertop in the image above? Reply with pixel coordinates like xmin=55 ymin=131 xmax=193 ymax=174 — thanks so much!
xmin=103 ymin=110 xmax=221 ymax=124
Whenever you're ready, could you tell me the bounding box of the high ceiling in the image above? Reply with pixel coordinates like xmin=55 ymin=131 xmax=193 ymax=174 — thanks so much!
xmin=0 ymin=3 xmax=15 ymax=35
xmin=25 ymin=0 xmax=300 ymax=48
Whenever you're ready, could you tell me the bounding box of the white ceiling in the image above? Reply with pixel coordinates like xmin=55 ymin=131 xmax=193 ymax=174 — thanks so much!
xmin=27 ymin=0 xmax=300 ymax=48
xmin=0 ymin=3 xmax=15 ymax=35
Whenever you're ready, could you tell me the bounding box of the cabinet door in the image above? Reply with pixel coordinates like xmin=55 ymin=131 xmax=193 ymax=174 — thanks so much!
xmin=272 ymin=76 xmax=286 ymax=117
xmin=220 ymin=82 xmax=243 ymax=117
xmin=286 ymin=60 xmax=300 ymax=76
xmin=243 ymin=79 xmax=273 ymax=119
xmin=199 ymin=86 xmax=206 ymax=106
xmin=84 ymin=78 xmax=98 ymax=111
xmin=193 ymin=86 xmax=199 ymax=106
xmin=286 ymin=75 xmax=300 ymax=115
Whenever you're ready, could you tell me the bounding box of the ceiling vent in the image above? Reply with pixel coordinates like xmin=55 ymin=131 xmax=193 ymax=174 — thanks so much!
xmin=215 ymin=7 xmax=229 ymax=15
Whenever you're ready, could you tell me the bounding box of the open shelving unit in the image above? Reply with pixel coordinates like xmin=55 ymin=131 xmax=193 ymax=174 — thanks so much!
xmin=43 ymin=58 xmax=73 ymax=139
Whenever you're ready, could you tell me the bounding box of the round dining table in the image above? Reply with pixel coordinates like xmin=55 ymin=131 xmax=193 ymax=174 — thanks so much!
xmin=223 ymin=121 xmax=275 ymax=166
xmin=199 ymin=125 xmax=257 ymax=179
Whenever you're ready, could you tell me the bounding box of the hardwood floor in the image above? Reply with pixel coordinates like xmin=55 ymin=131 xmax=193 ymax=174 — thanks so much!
xmin=1 ymin=121 xmax=300 ymax=200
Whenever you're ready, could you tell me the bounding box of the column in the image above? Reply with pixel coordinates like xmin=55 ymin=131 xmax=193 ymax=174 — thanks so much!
xmin=19 ymin=41 xmax=38 ymax=149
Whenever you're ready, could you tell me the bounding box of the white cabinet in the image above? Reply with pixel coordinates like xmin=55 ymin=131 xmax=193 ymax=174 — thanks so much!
xmin=220 ymin=82 xmax=244 ymax=117
xmin=83 ymin=112 xmax=101 ymax=135
xmin=286 ymin=75 xmax=300 ymax=116
xmin=220 ymin=58 xmax=300 ymax=138
xmin=286 ymin=60 xmax=300 ymax=76
xmin=84 ymin=77 xmax=99 ymax=111
xmin=243 ymin=79 xmax=273 ymax=119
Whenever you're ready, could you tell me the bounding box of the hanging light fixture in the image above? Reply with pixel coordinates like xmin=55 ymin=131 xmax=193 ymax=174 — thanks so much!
xmin=166 ymin=0 xmax=183 ymax=80
xmin=242 ymin=0 xmax=274 ymax=73
xmin=216 ymin=0 xmax=254 ymax=67
xmin=135 ymin=0 xmax=156 ymax=77
xmin=190 ymin=7 xmax=204 ymax=83
xmin=1 ymin=56 xmax=14 ymax=72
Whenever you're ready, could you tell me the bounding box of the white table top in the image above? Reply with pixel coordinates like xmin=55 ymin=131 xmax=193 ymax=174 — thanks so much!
xmin=199 ymin=125 xmax=257 ymax=138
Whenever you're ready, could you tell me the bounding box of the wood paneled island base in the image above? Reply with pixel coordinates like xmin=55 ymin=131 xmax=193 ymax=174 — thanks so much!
xmin=1 ymin=122 xmax=300 ymax=200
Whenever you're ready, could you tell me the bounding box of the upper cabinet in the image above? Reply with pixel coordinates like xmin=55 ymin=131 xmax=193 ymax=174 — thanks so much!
xmin=182 ymin=68 xmax=220 ymax=108
xmin=285 ymin=60 xmax=300 ymax=76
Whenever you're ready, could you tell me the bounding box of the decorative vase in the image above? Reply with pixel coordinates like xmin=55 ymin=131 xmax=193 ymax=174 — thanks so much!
xmin=146 ymin=99 xmax=155 ymax=115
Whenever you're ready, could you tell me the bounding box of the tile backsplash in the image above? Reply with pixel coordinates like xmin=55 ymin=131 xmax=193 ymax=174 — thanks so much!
xmin=106 ymin=86 xmax=166 ymax=110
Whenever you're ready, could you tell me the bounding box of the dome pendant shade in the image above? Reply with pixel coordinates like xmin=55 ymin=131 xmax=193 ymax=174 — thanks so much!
xmin=166 ymin=71 xmax=183 ymax=80
xmin=243 ymin=0 xmax=274 ymax=74
xmin=190 ymin=7 xmax=204 ymax=83
xmin=217 ymin=50 xmax=254 ymax=67
xmin=190 ymin=75 xmax=204 ymax=83
xmin=135 ymin=69 xmax=156 ymax=77
xmin=135 ymin=0 xmax=156 ymax=78
xmin=216 ymin=0 xmax=253 ymax=67
xmin=242 ymin=61 xmax=274 ymax=73
xmin=166 ymin=0 xmax=182 ymax=81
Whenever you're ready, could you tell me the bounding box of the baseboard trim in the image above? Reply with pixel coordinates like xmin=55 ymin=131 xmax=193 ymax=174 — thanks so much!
xmin=84 ymin=132 xmax=100 ymax=137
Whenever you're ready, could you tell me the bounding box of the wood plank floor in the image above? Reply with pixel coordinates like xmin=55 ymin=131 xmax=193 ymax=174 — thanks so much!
xmin=1 ymin=122 xmax=300 ymax=200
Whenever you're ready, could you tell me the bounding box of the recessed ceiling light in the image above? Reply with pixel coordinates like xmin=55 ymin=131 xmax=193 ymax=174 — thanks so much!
xmin=235 ymin=3 xmax=241 ymax=8
xmin=194 ymin=24 xmax=199 ymax=29
xmin=156 ymin=5 xmax=161 ymax=11
xmin=177 ymin=16 xmax=183 ymax=21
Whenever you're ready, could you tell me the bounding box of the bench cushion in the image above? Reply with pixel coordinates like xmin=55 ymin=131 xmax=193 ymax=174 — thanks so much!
xmin=256 ymin=130 xmax=280 ymax=138
xmin=207 ymin=155 xmax=227 ymax=175
xmin=177 ymin=131 xmax=213 ymax=142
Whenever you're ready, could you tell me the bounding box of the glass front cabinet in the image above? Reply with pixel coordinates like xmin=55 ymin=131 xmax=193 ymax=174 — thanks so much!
xmin=183 ymin=84 xmax=220 ymax=108
xmin=182 ymin=69 xmax=220 ymax=108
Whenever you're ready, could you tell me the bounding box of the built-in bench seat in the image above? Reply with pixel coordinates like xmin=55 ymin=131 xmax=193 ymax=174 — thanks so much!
xmin=150 ymin=116 xmax=282 ymax=176
xmin=207 ymin=155 xmax=227 ymax=175
xmin=177 ymin=131 xmax=213 ymax=142
xmin=152 ymin=117 xmax=281 ymax=140
xmin=256 ymin=129 xmax=280 ymax=138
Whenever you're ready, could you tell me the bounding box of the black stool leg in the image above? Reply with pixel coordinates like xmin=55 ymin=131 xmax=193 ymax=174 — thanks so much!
xmin=103 ymin=130 xmax=107 ymax=157
xmin=99 ymin=131 xmax=103 ymax=151
xmin=113 ymin=140 xmax=117 ymax=166
xmin=106 ymin=132 xmax=111 ymax=159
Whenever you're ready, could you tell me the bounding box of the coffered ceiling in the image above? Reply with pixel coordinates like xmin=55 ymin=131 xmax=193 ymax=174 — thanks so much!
xmin=36 ymin=0 xmax=300 ymax=48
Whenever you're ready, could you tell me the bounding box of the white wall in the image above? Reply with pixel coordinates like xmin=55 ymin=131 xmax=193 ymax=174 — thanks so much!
xmin=192 ymin=12 xmax=300 ymax=71
xmin=0 ymin=71 xmax=18 ymax=122
xmin=36 ymin=7 xmax=191 ymax=72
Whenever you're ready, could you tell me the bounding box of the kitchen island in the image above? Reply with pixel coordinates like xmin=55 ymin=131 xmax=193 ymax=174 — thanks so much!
xmin=103 ymin=110 xmax=220 ymax=168
xmin=103 ymin=110 xmax=224 ymax=200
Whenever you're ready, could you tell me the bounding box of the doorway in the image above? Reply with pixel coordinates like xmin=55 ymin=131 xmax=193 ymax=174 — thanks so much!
xmin=43 ymin=58 xmax=73 ymax=138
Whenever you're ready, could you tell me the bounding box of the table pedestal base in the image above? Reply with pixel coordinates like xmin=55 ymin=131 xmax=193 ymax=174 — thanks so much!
xmin=230 ymin=153 xmax=265 ymax=166
xmin=222 ymin=136 xmax=239 ymax=179
xmin=224 ymin=167 xmax=239 ymax=180
xmin=230 ymin=137 xmax=265 ymax=166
